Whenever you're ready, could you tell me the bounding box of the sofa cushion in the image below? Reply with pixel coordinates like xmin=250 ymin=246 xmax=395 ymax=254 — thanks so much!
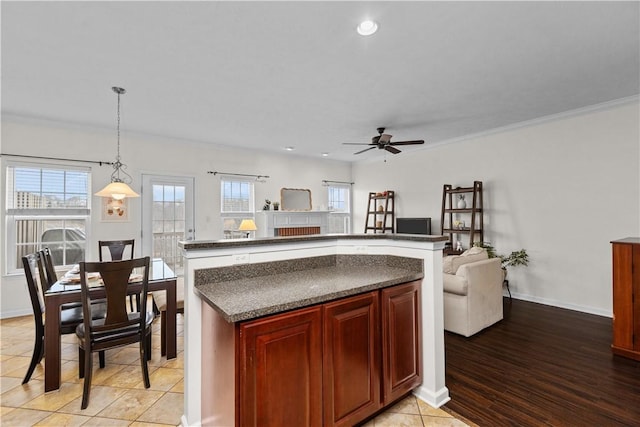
xmin=443 ymin=247 xmax=488 ymax=274
xmin=443 ymin=273 xmax=468 ymax=296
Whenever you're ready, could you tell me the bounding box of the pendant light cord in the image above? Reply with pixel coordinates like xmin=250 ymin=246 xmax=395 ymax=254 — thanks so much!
xmin=110 ymin=86 xmax=132 ymax=184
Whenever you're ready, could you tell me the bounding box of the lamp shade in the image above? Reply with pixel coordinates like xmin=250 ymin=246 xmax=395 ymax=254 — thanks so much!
xmin=238 ymin=219 xmax=257 ymax=232
xmin=95 ymin=181 xmax=140 ymax=200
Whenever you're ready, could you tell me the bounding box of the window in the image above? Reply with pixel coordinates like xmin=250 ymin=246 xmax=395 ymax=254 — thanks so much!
xmin=328 ymin=185 xmax=350 ymax=213
xmin=327 ymin=184 xmax=351 ymax=234
xmin=220 ymin=177 xmax=254 ymax=238
xmin=6 ymin=163 xmax=90 ymax=272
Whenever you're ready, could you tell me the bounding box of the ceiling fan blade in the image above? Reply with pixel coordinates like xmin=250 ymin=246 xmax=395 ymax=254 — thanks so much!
xmin=385 ymin=146 xmax=401 ymax=154
xmin=343 ymin=142 xmax=373 ymax=146
xmin=354 ymin=146 xmax=377 ymax=155
xmin=388 ymin=140 xmax=425 ymax=146
xmin=378 ymin=134 xmax=392 ymax=144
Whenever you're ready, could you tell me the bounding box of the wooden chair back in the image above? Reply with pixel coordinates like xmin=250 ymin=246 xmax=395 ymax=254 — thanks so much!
xmin=38 ymin=248 xmax=58 ymax=290
xmin=79 ymin=257 xmax=150 ymax=349
xmin=98 ymin=239 xmax=135 ymax=262
xmin=23 ymin=253 xmax=45 ymax=327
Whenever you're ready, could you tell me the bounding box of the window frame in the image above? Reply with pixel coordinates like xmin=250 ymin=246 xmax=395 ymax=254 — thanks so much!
xmin=327 ymin=184 xmax=351 ymax=214
xmin=220 ymin=176 xmax=255 ymax=238
xmin=5 ymin=161 xmax=92 ymax=274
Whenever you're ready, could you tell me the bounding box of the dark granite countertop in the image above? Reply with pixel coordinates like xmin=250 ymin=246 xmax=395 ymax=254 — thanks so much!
xmin=194 ymin=255 xmax=424 ymax=323
xmin=180 ymin=233 xmax=447 ymax=250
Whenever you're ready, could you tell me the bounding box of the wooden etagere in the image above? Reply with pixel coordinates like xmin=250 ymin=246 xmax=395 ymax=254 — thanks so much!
xmin=364 ymin=191 xmax=395 ymax=234
xmin=441 ymin=181 xmax=483 ymax=253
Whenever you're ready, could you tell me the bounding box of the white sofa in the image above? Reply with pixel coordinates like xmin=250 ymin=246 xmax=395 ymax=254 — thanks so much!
xmin=443 ymin=249 xmax=504 ymax=337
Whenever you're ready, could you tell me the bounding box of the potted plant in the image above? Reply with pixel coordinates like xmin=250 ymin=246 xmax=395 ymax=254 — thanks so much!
xmin=273 ymin=201 xmax=280 ymax=211
xmin=473 ymin=242 xmax=529 ymax=279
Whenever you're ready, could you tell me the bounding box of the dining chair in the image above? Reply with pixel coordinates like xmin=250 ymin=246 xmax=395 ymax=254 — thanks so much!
xmin=98 ymin=239 xmax=137 ymax=311
xmin=38 ymin=247 xmax=86 ymax=311
xmin=76 ymin=257 xmax=153 ymax=409
xmin=21 ymin=253 xmax=106 ymax=384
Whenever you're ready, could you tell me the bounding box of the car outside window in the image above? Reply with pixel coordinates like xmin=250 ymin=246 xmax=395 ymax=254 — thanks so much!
xmin=5 ymin=163 xmax=90 ymax=272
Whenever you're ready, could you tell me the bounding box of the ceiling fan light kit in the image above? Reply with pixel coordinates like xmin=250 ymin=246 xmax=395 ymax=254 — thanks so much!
xmin=343 ymin=127 xmax=425 ymax=155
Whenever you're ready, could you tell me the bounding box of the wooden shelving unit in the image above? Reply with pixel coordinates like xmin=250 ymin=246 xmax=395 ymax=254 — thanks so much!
xmin=364 ymin=191 xmax=395 ymax=234
xmin=441 ymin=181 xmax=483 ymax=253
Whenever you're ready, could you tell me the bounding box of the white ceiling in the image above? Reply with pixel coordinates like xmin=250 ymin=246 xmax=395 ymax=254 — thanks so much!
xmin=2 ymin=1 xmax=638 ymax=162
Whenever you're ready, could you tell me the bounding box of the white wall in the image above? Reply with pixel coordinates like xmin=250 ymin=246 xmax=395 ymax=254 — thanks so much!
xmin=0 ymin=118 xmax=352 ymax=318
xmin=352 ymin=100 xmax=640 ymax=316
xmin=2 ymin=100 xmax=638 ymax=318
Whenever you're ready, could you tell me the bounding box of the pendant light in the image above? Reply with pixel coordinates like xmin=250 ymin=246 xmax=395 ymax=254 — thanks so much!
xmin=95 ymin=87 xmax=140 ymax=200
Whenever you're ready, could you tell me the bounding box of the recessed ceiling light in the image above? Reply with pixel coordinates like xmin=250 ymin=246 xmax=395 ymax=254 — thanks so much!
xmin=321 ymin=152 xmax=329 ymax=157
xmin=357 ymin=20 xmax=378 ymax=36
xmin=284 ymin=146 xmax=295 ymax=151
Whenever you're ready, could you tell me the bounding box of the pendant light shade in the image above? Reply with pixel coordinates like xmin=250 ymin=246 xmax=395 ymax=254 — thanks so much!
xmin=95 ymin=181 xmax=139 ymax=200
xmin=95 ymin=87 xmax=140 ymax=199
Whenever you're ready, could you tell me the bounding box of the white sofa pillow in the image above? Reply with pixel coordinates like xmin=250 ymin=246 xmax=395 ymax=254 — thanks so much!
xmin=443 ymin=247 xmax=488 ymax=274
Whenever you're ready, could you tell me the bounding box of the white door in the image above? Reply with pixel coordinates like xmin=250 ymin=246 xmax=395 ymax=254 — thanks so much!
xmin=141 ymin=174 xmax=195 ymax=276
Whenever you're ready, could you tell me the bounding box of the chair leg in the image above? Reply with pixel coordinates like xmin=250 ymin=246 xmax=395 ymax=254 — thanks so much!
xmin=22 ymin=335 xmax=44 ymax=384
xmin=160 ymin=311 xmax=167 ymax=357
xmin=146 ymin=331 xmax=152 ymax=361
xmin=81 ymin=350 xmax=93 ymax=409
xmin=99 ymin=350 xmax=106 ymax=368
xmin=79 ymin=347 xmax=85 ymax=378
xmin=140 ymin=334 xmax=151 ymax=389
xmin=152 ymin=298 xmax=160 ymax=316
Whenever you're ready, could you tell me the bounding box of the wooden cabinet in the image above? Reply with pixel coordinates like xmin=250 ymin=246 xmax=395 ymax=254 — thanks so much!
xmin=323 ymin=291 xmax=381 ymax=427
xmin=238 ymin=306 xmax=323 ymax=427
xmin=237 ymin=281 xmax=422 ymax=427
xmin=611 ymin=237 xmax=640 ymax=361
xmin=381 ymin=281 xmax=422 ymax=404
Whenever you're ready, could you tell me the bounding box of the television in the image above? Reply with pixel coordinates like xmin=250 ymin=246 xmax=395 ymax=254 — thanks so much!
xmin=396 ymin=217 xmax=431 ymax=235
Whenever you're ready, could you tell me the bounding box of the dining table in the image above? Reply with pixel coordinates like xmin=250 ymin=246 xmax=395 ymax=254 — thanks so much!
xmin=44 ymin=257 xmax=178 ymax=392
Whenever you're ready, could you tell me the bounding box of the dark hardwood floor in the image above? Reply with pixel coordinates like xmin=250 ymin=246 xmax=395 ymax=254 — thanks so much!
xmin=444 ymin=298 xmax=640 ymax=427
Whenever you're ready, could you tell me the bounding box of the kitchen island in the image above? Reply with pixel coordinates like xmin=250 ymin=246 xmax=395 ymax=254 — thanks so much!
xmin=179 ymin=234 xmax=449 ymax=426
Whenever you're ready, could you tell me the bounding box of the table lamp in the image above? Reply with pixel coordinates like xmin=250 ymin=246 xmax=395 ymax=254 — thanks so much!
xmin=238 ymin=219 xmax=257 ymax=238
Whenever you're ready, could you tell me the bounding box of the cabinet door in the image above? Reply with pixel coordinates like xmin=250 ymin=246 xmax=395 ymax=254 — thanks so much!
xmin=323 ymin=291 xmax=381 ymax=427
xmin=381 ymin=280 xmax=423 ymax=404
xmin=238 ymin=306 xmax=322 ymax=427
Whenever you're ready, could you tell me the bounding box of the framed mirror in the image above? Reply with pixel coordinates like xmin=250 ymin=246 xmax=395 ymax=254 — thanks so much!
xmin=281 ymin=188 xmax=312 ymax=211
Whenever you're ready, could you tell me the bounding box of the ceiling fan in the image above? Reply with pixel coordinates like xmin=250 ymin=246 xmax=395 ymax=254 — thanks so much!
xmin=344 ymin=127 xmax=425 ymax=155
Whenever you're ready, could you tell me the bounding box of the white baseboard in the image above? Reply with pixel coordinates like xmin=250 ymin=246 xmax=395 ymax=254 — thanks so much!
xmin=1 ymin=308 xmax=31 ymax=320
xmin=413 ymin=385 xmax=451 ymax=408
xmin=506 ymin=292 xmax=612 ymax=318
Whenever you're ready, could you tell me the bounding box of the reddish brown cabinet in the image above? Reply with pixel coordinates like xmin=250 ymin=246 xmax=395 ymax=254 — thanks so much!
xmin=323 ymin=291 xmax=381 ymax=427
xmin=611 ymin=238 xmax=640 ymax=361
xmin=382 ymin=281 xmax=423 ymax=404
xmin=238 ymin=306 xmax=323 ymax=427
xmin=237 ymin=280 xmax=423 ymax=427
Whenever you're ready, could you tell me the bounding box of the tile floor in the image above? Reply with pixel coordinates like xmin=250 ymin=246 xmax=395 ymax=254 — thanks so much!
xmin=1 ymin=312 xmax=469 ymax=426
